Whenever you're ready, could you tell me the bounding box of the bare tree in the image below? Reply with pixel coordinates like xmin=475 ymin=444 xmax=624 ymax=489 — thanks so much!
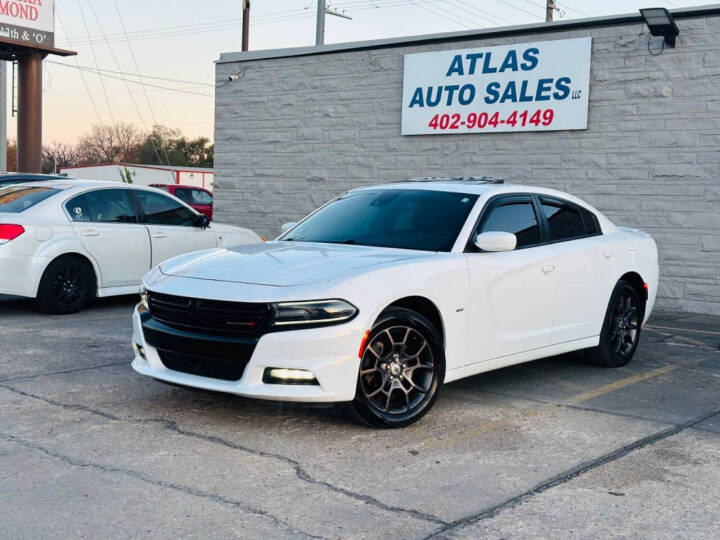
xmin=42 ymin=141 xmax=81 ymax=174
xmin=77 ymin=123 xmax=143 ymax=164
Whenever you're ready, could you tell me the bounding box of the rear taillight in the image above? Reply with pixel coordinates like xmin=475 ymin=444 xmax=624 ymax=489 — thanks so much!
xmin=0 ymin=224 xmax=25 ymax=244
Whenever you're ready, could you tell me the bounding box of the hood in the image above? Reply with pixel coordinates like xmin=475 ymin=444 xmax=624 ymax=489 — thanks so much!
xmin=159 ymin=241 xmax=435 ymax=287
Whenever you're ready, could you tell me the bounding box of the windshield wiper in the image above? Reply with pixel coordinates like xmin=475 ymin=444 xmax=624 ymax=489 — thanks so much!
xmin=321 ymin=239 xmax=357 ymax=245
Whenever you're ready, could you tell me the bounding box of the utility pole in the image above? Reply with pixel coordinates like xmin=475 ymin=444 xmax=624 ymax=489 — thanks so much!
xmin=242 ymin=0 xmax=250 ymax=51
xmin=546 ymin=0 xmax=554 ymax=22
xmin=315 ymin=0 xmax=352 ymax=46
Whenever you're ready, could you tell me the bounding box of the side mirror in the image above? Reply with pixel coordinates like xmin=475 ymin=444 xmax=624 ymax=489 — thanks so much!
xmin=194 ymin=214 xmax=210 ymax=229
xmin=280 ymin=221 xmax=297 ymax=233
xmin=474 ymin=231 xmax=517 ymax=252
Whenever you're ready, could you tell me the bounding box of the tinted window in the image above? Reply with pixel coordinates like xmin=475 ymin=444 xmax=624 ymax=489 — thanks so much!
xmin=135 ymin=190 xmax=196 ymax=226
xmin=190 ymin=189 xmax=212 ymax=205
xmin=174 ymin=189 xmax=193 ymax=204
xmin=66 ymin=194 xmax=90 ymax=222
xmin=0 ymin=186 xmax=61 ymax=213
xmin=283 ymin=189 xmax=478 ymax=252
xmin=580 ymin=207 xmax=601 ymax=235
xmin=478 ymin=202 xmax=541 ymax=248
xmin=69 ymin=189 xmax=137 ymax=223
xmin=541 ymin=200 xmax=586 ymax=241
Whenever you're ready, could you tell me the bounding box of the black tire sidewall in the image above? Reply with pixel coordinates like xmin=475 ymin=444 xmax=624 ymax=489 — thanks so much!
xmin=37 ymin=257 xmax=95 ymax=314
xmin=350 ymin=308 xmax=445 ymax=428
xmin=593 ymin=281 xmax=642 ymax=367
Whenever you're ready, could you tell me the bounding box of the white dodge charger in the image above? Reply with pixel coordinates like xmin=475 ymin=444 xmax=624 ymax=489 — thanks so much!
xmin=132 ymin=178 xmax=658 ymax=427
xmin=0 ymin=180 xmax=260 ymax=313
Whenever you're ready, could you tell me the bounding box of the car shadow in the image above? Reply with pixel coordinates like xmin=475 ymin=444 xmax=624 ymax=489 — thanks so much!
xmin=0 ymin=293 xmax=140 ymax=318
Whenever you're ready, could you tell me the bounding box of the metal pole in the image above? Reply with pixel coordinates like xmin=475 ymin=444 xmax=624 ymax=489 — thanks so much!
xmin=0 ymin=61 xmax=7 ymax=172
xmin=17 ymin=52 xmax=43 ymax=173
xmin=316 ymin=0 xmax=326 ymax=46
xmin=546 ymin=0 xmax=554 ymax=22
xmin=242 ymin=0 xmax=250 ymax=51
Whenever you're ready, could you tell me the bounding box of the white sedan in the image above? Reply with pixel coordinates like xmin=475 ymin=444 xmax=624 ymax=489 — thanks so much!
xmin=132 ymin=178 xmax=658 ymax=427
xmin=0 ymin=180 xmax=261 ymax=313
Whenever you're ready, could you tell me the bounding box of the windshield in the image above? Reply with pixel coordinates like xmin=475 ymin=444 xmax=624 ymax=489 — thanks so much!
xmin=282 ymin=189 xmax=478 ymax=252
xmin=0 ymin=186 xmax=61 ymax=213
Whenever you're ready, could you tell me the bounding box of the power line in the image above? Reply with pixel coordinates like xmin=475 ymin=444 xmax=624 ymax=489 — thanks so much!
xmin=86 ymin=0 xmax=167 ymax=167
xmin=78 ymin=2 xmax=115 ymax=125
xmin=56 ymin=10 xmax=315 ymax=47
xmin=408 ymin=0 xmax=476 ymax=30
xmin=47 ymin=62 xmax=214 ymax=98
xmin=45 ymin=62 xmax=212 ymax=87
xmin=55 ymin=12 xmax=104 ymax=126
xmin=489 ymin=0 xmax=541 ymax=20
xmin=113 ymin=0 xmax=173 ymax=167
xmin=445 ymin=0 xmax=513 ymax=26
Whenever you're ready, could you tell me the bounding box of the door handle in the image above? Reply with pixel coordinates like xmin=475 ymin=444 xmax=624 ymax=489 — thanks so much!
xmin=151 ymin=233 xmax=169 ymax=239
xmin=604 ymin=250 xmax=614 ymax=259
xmin=542 ymin=264 xmax=555 ymax=274
xmin=81 ymin=230 xmax=100 ymax=237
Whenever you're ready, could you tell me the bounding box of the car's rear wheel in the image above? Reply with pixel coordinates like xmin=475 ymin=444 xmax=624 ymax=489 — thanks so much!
xmin=586 ymin=280 xmax=642 ymax=367
xmin=36 ymin=256 xmax=95 ymax=314
xmin=348 ymin=308 xmax=444 ymax=428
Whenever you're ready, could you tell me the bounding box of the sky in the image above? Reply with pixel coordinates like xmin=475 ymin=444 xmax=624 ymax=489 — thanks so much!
xmin=6 ymin=0 xmax=702 ymax=145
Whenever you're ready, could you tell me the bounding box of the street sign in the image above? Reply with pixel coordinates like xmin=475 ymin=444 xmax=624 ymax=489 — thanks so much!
xmin=0 ymin=0 xmax=55 ymax=50
xmin=401 ymin=37 xmax=592 ymax=135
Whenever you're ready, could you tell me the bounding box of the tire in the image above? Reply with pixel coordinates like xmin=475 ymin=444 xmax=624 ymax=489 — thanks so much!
xmin=36 ymin=256 xmax=95 ymax=314
xmin=348 ymin=308 xmax=445 ymax=428
xmin=586 ymin=280 xmax=642 ymax=367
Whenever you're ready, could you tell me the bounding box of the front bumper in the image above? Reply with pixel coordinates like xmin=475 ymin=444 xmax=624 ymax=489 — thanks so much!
xmin=131 ymin=306 xmax=363 ymax=402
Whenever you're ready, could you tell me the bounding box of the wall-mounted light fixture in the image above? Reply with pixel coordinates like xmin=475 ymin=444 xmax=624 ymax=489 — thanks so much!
xmin=640 ymin=7 xmax=679 ymax=48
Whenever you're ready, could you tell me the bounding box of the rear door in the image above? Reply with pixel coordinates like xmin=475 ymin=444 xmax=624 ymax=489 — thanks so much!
xmin=538 ymin=196 xmax=611 ymax=344
xmin=65 ymin=188 xmax=151 ymax=287
xmin=465 ymin=195 xmax=558 ymax=362
xmin=132 ymin=189 xmax=216 ymax=267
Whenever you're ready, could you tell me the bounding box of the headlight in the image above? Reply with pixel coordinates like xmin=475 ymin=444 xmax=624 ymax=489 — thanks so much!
xmin=139 ymin=285 xmax=149 ymax=311
xmin=272 ymin=299 xmax=357 ymax=328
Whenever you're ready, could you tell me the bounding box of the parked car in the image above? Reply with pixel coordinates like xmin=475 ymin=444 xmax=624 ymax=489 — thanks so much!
xmin=132 ymin=177 xmax=658 ymax=427
xmin=0 ymin=173 xmax=68 ymax=187
xmin=149 ymin=184 xmax=213 ymax=219
xmin=0 ymin=180 xmax=261 ymax=313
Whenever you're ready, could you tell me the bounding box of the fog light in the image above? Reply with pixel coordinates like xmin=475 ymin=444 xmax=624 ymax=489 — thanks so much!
xmin=263 ymin=367 xmax=318 ymax=385
xmin=133 ymin=342 xmax=146 ymax=359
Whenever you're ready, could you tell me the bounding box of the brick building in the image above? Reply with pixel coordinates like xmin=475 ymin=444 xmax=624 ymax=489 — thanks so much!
xmin=213 ymin=6 xmax=720 ymax=315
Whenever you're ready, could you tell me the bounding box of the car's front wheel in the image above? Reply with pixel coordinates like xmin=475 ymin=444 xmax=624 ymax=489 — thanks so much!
xmin=349 ymin=308 xmax=444 ymax=428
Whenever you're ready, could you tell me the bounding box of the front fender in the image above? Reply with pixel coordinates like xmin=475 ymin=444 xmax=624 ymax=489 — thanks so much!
xmin=348 ymin=256 xmax=470 ymax=372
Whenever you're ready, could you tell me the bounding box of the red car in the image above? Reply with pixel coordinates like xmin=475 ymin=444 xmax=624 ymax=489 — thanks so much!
xmin=149 ymin=184 xmax=214 ymax=219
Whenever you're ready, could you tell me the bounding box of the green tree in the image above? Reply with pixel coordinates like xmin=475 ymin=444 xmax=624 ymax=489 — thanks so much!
xmin=135 ymin=125 xmax=213 ymax=167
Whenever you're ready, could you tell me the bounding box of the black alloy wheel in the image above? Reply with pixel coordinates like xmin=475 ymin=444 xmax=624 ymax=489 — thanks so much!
xmin=587 ymin=280 xmax=642 ymax=367
xmin=349 ymin=308 xmax=444 ymax=428
xmin=37 ymin=257 xmax=95 ymax=314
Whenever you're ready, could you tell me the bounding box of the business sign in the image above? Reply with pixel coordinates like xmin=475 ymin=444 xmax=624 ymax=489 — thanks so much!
xmin=401 ymin=37 xmax=591 ymax=135
xmin=0 ymin=0 xmax=55 ymax=49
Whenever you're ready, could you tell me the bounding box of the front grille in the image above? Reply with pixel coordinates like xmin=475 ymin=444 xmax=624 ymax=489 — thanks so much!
xmin=148 ymin=291 xmax=273 ymax=336
xmin=141 ymin=316 xmax=258 ymax=382
xmin=158 ymin=350 xmax=247 ymax=381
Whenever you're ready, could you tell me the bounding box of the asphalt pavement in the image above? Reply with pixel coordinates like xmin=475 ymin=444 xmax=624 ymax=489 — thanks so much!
xmin=1 ymin=294 xmax=718 ymax=539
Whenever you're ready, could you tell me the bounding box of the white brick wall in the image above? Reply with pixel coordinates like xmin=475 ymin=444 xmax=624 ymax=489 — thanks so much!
xmin=215 ymin=15 xmax=720 ymax=315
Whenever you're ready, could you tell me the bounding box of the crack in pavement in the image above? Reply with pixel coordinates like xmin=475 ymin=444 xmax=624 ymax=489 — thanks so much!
xmin=0 ymin=361 xmax=129 ymax=384
xmin=0 ymin=383 xmax=447 ymax=526
xmin=0 ymin=431 xmax=325 ymax=540
xmin=421 ymin=408 xmax=720 ymax=539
